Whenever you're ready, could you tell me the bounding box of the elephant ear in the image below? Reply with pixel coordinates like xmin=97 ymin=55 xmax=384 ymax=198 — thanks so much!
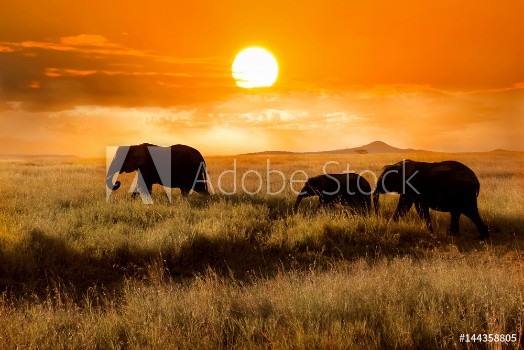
xmin=381 ymin=164 xmax=395 ymax=176
xmin=127 ymin=144 xmax=150 ymax=170
xmin=401 ymin=159 xmax=423 ymax=193
xmin=402 ymin=159 xmax=418 ymax=177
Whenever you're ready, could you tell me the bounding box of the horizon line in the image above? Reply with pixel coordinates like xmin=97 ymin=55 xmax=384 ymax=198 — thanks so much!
xmin=0 ymin=149 xmax=521 ymax=159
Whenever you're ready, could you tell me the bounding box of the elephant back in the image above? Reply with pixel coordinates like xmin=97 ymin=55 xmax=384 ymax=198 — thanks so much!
xmin=169 ymin=144 xmax=207 ymax=189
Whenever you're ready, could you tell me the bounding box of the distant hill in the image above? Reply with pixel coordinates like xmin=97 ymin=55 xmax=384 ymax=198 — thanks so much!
xmin=490 ymin=149 xmax=520 ymax=153
xmin=241 ymin=141 xmax=427 ymax=155
xmin=312 ymin=141 xmax=425 ymax=154
xmin=0 ymin=154 xmax=79 ymax=160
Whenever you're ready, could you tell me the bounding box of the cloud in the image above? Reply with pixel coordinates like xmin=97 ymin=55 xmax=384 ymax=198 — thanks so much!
xmin=45 ymin=68 xmax=98 ymax=77
xmin=1 ymin=34 xmax=147 ymax=57
xmin=0 ymin=34 xmax=232 ymax=111
xmin=97 ymin=85 xmax=521 ymax=153
xmin=43 ymin=67 xmax=220 ymax=78
xmin=0 ymin=45 xmax=15 ymax=53
xmin=1 ymin=34 xmax=224 ymax=65
xmin=1 ymin=82 xmax=522 ymax=157
xmin=59 ymin=34 xmax=117 ymax=47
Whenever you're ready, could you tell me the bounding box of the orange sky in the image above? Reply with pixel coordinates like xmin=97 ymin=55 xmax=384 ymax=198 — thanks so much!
xmin=1 ymin=0 xmax=523 ymax=156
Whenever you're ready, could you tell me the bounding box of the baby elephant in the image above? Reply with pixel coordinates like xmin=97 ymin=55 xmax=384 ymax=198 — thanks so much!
xmin=294 ymin=173 xmax=372 ymax=214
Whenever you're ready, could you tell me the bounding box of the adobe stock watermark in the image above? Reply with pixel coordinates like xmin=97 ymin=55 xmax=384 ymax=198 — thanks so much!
xmin=105 ymin=146 xmax=419 ymax=204
xmin=210 ymin=159 xmax=309 ymax=196
xmin=106 ymin=146 xmax=173 ymax=204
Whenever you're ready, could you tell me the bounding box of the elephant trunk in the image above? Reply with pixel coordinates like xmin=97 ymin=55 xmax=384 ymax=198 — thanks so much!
xmin=294 ymin=185 xmax=311 ymax=213
xmin=106 ymin=147 xmax=127 ymax=191
xmin=372 ymin=188 xmax=380 ymax=215
xmin=293 ymin=195 xmax=304 ymax=212
xmin=106 ymin=174 xmax=121 ymax=191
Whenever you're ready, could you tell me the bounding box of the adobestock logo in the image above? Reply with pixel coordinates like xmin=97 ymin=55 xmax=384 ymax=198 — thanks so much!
xmin=106 ymin=146 xmax=174 ymax=204
xmin=106 ymin=146 xmax=420 ymax=204
xmin=210 ymin=159 xmax=309 ymax=196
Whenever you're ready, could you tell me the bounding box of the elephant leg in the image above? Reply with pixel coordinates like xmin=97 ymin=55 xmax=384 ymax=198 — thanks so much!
xmin=132 ymin=182 xmax=153 ymax=201
xmin=326 ymin=196 xmax=337 ymax=207
xmin=448 ymin=211 xmax=461 ymax=236
xmin=319 ymin=198 xmax=336 ymax=209
xmin=392 ymin=195 xmax=413 ymax=221
xmin=463 ymin=208 xmax=490 ymax=240
xmin=415 ymin=202 xmax=433 ymax=232
xmin=318 ymin=195 xmax=326 ymax=208
xmin=364 ymin=196 xmax=372 ymax=216
xmin=352 ymin=196 xmax=369 ymax=216
xmin=140 ymin=182 xmax=152 ymax=196
xmin=131 ymin=183 xmax=142 ymax=199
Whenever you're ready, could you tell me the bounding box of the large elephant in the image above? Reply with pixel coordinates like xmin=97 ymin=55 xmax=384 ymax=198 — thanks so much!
xmin=106 ymin=143 xmax=208 ymax=198
xmin=373 ymin=160 xmax=489 ymax=239
xmin=294 ymin=173 xmax=372 ymax=214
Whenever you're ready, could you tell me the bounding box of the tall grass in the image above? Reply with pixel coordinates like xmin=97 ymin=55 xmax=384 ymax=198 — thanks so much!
xmin=0 ymin=153 xmax=522 ymax=349
xmin=0 ymin=256 xmax=522 ymax=349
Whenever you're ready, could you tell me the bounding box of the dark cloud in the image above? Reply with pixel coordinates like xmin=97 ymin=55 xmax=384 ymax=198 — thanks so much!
xmin=0 ymin=36 xmax=235 ymax=112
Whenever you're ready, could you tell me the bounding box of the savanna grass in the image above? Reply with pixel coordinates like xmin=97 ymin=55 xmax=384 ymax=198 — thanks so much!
xmin=0 ymin=153 xmax=522 ymax=349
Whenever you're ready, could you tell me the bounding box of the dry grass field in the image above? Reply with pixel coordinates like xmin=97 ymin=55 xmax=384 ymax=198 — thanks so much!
xmin=0 ymin=152 xmax=522 ymax=349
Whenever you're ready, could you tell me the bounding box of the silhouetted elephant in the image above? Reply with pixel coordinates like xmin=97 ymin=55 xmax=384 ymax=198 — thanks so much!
xmin=294 ymin=173 xmax=372 ymax=214
xmin=373 ymin=160 xmax=489 ymax=239
xmin=106 ymin=143 xmax=208 ymax=199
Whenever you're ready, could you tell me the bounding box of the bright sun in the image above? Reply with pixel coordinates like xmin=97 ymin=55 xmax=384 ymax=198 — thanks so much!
xmin=232 ymin=48 xmax=278 ymax=88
